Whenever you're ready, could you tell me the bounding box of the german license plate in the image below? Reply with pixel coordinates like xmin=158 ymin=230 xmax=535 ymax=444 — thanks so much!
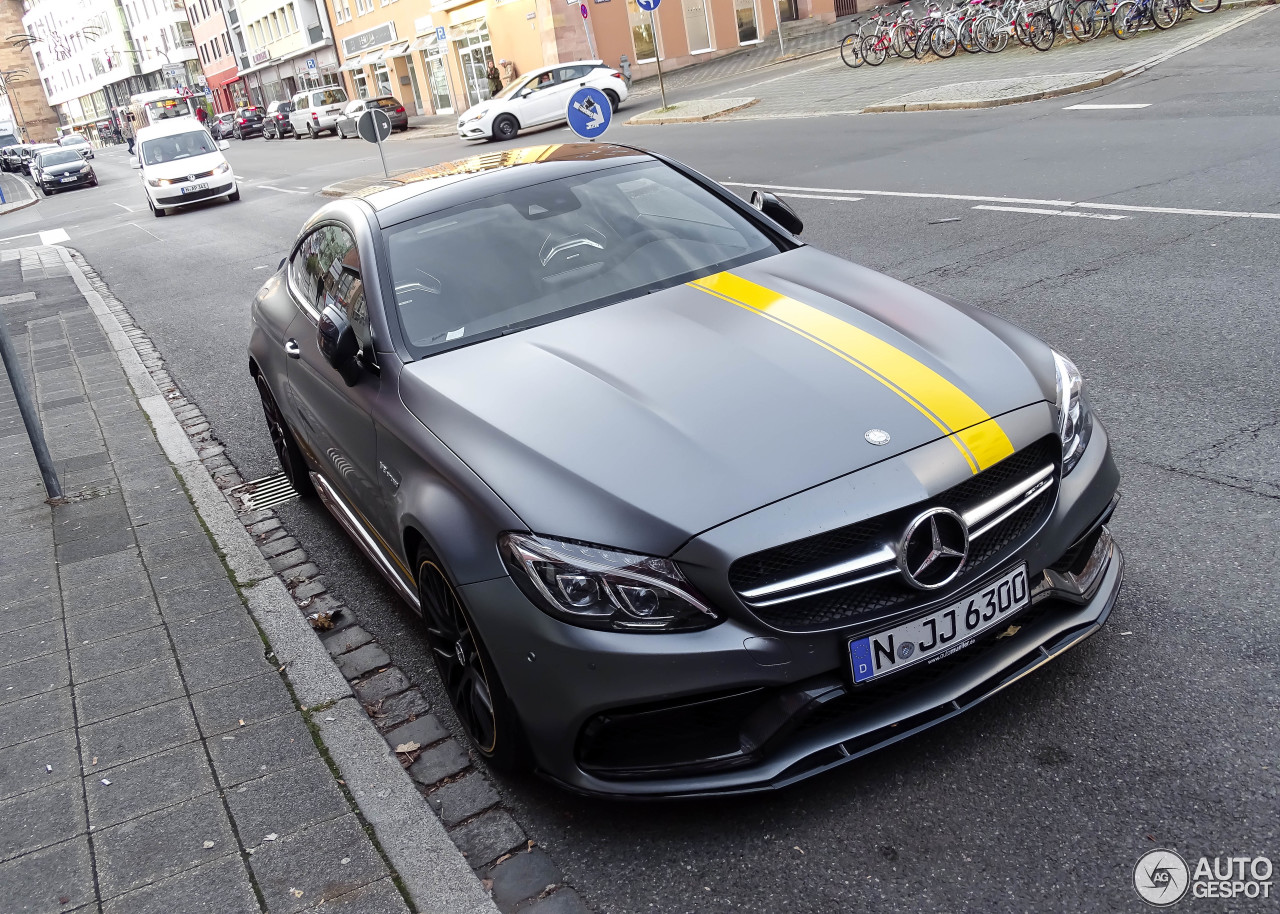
xmin=181 ymin=182 xmax=209 ymax=194
xmin=60 ymin=176 xmax=76 ymax=182
xmin=849 ymin=565 xmax=1029 ymax=684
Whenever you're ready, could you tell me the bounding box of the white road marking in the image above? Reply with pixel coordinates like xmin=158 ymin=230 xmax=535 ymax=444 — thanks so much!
xmin=0 ymin=231 xmax=40 ymax=244
xmin=294 ymin=186 xmax=309 ymax=190
xmin=781 ymin=193 xmax=864 ymax=203
xmin=38 ymin=229 xmax=70 ymax=244
xmin=253 ymin=265 xmax=270 ymax=270
xmin=973 ymin=205 xmax=1128 ymax=221
xmin=1063 ymin=103 xmax=1152 ymax=110
xmin=258 ymin=185 xmax=307 ymax=195
xmin=126 ymin=222 xmax=162 ymax=241
xmin=725 ymin=182 xmax=1280 ymax=220
xmin=112 ymin=202 xmax=135 ymax=212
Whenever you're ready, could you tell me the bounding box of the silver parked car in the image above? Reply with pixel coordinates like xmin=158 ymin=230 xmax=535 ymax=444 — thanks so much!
xmin=335 ymin=96 xmax=409 ymax=138
xmin=248 ymin=144 xmax=1122 ymax=797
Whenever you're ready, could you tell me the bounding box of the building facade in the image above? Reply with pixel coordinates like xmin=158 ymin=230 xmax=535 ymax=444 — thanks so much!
xmin=187 ymin=0 xmax=240 ymax=110
xmin=1 ymin=0 xmax=61 ymax=141
xmin=228 ymin=0 xmax=340 ymax=106
xmin=322 ymin=0 xmax=835 ymax=120
xmin=20 ymin=0 xmax=202 ymax=142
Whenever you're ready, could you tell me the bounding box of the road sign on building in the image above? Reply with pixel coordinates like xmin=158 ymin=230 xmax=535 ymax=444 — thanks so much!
xmin=566 ymin=87 xmax=611 ymax=140
xmin=306 ymin=58 xmax=316 ymax=71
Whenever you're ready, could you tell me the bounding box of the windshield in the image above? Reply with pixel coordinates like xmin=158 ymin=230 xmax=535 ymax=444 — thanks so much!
xmin=386 ymin=161 xmax=780 ymax=356
xmin=140 ymin=131 xmax=216 ymax=165
xmin=39 ymin=150 xmax=83 ymax=167
xmin=311 ymin=88 xmax=347 ymax=107
xmin=495 ymin=76 xmax=539 ymax=101
xmin=60 ymin=136 xmax=88 ymax=145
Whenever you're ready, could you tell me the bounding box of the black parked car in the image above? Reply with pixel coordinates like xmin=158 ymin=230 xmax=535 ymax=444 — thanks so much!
xmin=20 ymin=144 xmax=59 ymax=175
xmin=32 ymin=147 xmax=97 ymax=193
xmin=335 ymin=96 xmax=410 ymax=138
xmin=210 ymin=113 xmax=237 ymax=140
xmin=0 ymin=143 xmax=23 ymax=171
xmin=233 ymin=106 xmax=266 ymax=139
xmin=263 ymin=100 xmax=295 ymax=140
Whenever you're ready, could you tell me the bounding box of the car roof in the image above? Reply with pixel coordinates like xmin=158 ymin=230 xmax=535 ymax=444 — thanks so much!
xmin=136 ymin=118 xmax=210 ymax=141
xmin=339 ymin=143 xmax=651 ymax=228
xmin=60 ymin=134 xmax=88 ymax=141
xmin=521 ymin=59 xmax=605 ymax=80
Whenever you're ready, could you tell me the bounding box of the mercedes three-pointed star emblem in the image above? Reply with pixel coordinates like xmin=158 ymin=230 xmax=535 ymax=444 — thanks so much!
xmin=896 ymin=507 xmax=969 ymax=590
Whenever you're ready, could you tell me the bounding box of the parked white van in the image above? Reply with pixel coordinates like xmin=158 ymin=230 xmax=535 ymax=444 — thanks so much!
xmin=133 ymin=118 xmax=239 ymax=217
xmin=288 ymin=86 xmax=349 ymax=139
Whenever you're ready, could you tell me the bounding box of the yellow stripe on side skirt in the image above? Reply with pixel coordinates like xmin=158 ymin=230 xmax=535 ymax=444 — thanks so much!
xmin=689 ymin=272 xmax=1014 ymax=473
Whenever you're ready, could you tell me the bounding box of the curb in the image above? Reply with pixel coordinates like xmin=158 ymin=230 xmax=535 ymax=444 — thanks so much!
xmin=0 ymin=175 xmax=40 ymax=216
xmin=627 ymin=96 xmax=759 ymax=124
xmin=57 ymin=247 xmax=594 ymax=914
xmin=865 ymin=4 xmax=1274 ymax=114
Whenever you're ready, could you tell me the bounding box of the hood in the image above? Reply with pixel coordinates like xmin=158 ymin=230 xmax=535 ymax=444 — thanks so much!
xmin=40 ymin=159 xmax=88 ymax=175
xmin=144 ymin=151 xmax=226 ymax=180
xmin=399 ymin=247 xmax=1047 ymax=556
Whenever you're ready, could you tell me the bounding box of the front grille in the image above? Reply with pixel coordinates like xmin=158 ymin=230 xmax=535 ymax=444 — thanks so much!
xmin=158 ymin=185 xmax=227 ymax=205
xmin=729 ymin=437 xmax=1059 ymax=633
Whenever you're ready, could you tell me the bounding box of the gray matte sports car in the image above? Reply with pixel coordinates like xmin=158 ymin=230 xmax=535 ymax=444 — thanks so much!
xmin=248 ymin=144 xmax=1122 ymax=797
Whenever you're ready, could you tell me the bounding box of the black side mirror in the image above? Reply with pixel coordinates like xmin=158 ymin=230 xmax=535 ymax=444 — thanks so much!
xmin=750 ymin=190 xmax=804 ymax=236
xmin=318 ymin=304 xmax=358 ymax=371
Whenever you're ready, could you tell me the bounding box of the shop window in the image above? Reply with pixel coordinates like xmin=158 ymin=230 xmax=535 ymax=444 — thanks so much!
xmin=626 ymin=0 xmax=657 ymax=62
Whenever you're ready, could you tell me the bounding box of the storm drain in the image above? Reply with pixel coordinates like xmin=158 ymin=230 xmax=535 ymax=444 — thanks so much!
xmin=228 ymin=473 xmax=300 ymax=511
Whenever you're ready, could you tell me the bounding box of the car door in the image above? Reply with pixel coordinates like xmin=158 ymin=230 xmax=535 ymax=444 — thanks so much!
xmin=283 ymin=223 xmax=383 ymax=529
xmin=513 ymin=72 xmax=567 ymax=126
xmin=340 ymin=101 xmax=363 ymax=133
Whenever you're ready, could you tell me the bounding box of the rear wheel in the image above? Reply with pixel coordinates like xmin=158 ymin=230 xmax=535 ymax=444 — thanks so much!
xmin=862 ymin=35 xmax=888 ymax=65
xmin=604 ymin=89 xmax=620 ymax=112
xmin=1111 ymin=1 xmax=1140 ymax=37
xmin=307 ymin=123 xmax=317 ymax=138
xmin=254 ymin=374 xmax=312 ymax=496
xmin=932 ymin=23 xmax=959 ymax=56
xmin=1189 ymin=0 xmax=1220 ymax=11
xmin=491 ymin=114 xmax=519 ymax=141
xmin=416 ymin=548 xmax=530 ymax=772
xmin=959 ymin=18 xmax=984 ymax=52
xmin=1152 ymin=0 xmax=1181 ymax=27
xmin=1028 ymin=11 xmax=1056 ymax=49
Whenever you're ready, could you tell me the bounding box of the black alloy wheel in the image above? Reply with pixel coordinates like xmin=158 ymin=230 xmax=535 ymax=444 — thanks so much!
xmin=416 ymin=549 xmax=529 ymax=772
xmin=254 ymin=374 xmax=313 ymax=495
xmin=491 ymin=114 xmax=518 ymax=141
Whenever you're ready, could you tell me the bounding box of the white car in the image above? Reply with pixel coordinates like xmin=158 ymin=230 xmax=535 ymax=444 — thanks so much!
xmin=457 ymin=60 xmax=629 ymax=142
xmin=133 ymin=118 xmax=238 ymax=217
xmin=58 ymin=133 xmax=94 ymax=159
xmin=289 ymin=86 xmax=349 ymax=139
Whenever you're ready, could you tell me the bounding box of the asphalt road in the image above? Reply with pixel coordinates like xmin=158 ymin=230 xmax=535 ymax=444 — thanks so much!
xmin=3 ymin=17 xmax=1277 ymax=912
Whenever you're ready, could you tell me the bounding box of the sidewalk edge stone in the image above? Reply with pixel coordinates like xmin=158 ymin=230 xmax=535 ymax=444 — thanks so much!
xmin=314 ymin=698 xmax=499 ymax=914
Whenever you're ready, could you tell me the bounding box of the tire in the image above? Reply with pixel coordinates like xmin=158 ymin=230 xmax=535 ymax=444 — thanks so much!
xmin=959 ymin=18 xmax=984 ymax=52
xmin=151 ymin=201 xmax=165 ymax=218
xmin=337 ymin=123 xmax=346 ymax=139
xmin=415 ymin=547 xmax=530 ymax=773
xmin=931 ymin=23 xmax=959 ymax=57
xmin=978 ymin=15 xmax=1010 ymax=52
xmin=307 ymin=124 xmax=317 ymax=138
xmin=913 ymin=24 xmax=934 ymax=59
xmin=1111 ymin=1 xmax=1140 ymax=37
xmin=234 ymin=127 xmax=242 ymax=140
xmin=840 ymin=33 xmax=865 ymax=67
xmin=228 ymin=187 xmax=240 ymax=202
xmin=1189 ymin=0 xmax=1219 ymax=12
xmin=1152 ymin=0 xmax=1181 ymax=27
xmin=491 ymin=114 xmax=519 ymax=141
xmin=254 ymin=374 xmax=313 ymax=497
xmin=862 ymin=35 xmax=888 ymax=65
xmin=604 ymin=89 xmax=620 ymax=112
xmin=1028 ymin=11 xmax=1056 ymax=49
xmin=293 ymin=127 xmax=302 ymax=140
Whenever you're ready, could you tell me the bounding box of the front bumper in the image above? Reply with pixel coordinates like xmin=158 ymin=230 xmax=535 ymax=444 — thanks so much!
xmin=43 ymin=171 xmax=94 ymax=189
xmin=462 ymin=421 xmax=1123 ymax=798
xmin=153 ymin=175 xmax=235 ymax=206
xmin=458 ymin=118 xmax=493 ymax=139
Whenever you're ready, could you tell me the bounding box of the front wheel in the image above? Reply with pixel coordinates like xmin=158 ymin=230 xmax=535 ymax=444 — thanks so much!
xmin=255 ymin=374 xmax=312 ymax=496
xmin=604 ymin=89 xmax=620 ymax=112
xmin=1111 ymin=1 xmax=1140 ymax=37
xmin=293 ymin=127 xmax=302 ymax=141
xmin=491 ymin=114 xmax=519 ymax=141
xmin=1189 ymin=0 xmax=1220 ymax=11
xmin=228 ymin=187 xmax=240 ymax=202
xmin=1152 ymin=0 xmax=1181 ymax=28
xmin=416 ymin=548 xmax=530 ymax=773
xmin=1028 ymin=11 xmax=1056 ymax=49
xmin=840 ymin=33 xmax=865 ymax=67
xmin=931 ymin=23 xmax=959 ymax=57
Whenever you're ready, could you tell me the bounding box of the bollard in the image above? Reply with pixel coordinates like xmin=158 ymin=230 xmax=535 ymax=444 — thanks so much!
xmin=0 ymin=306 xmax=63 ymax=499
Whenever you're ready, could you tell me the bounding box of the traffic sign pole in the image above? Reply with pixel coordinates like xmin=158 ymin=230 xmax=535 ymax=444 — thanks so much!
xmin=357 ymin=109 xmax=393 ymax=177
xmin=650 ymin=11 xmax=667 ymax=110
xmin=579 ymin=3 xmax=596 ymax=60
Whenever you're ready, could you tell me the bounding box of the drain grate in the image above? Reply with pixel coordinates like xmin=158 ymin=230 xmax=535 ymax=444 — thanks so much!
xmin=228 ymin=473 xmax=301 ymax=511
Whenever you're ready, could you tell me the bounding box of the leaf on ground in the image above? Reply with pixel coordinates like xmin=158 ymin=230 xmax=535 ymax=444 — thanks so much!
xmin=394 ymin=741 xmax=421 ymax=754
xmin=308 ymin=611 xmax=334 ymax=631
xmin=290 ymin=888 xmax=304 ymax=898
xmin=264 ymin=833 xmax=278 ymax=842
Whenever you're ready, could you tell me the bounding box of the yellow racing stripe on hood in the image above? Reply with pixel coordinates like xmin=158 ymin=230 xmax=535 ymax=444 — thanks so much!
xmin=689 ymin=272 xmax=1014 ymax=473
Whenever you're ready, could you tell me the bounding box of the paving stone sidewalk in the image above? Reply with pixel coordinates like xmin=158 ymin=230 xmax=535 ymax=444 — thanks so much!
xmin=0 ymin=249 xmax=413 ymax=914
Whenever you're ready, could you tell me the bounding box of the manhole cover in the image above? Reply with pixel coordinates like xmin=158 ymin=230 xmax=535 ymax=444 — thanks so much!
xmin=228 ymin=473 xmax=300 ymax=511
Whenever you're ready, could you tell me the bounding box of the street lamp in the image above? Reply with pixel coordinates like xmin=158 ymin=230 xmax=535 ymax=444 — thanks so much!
xmin=0 ymin=67 xmax=31 ymax=141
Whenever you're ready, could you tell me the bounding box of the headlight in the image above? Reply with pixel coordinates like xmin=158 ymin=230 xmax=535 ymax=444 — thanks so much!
xmin=1053 ymin=350 xmax=1092 ymax=476
xmin=215 ymin=162 xmax=231 ymax=175
xmin=78 ymin=164 xmax=89 ymax=173
xmin=147 ymin=178 xmax=164 ymax=187
xmin=465 ymin=110 xmax=488 ymax=123
xmin=500 ymin=532 xmax=723 ymax=632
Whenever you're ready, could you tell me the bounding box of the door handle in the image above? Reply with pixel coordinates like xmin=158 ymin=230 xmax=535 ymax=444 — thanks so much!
xmin=285 ymin=339 xmax=301 ymax=359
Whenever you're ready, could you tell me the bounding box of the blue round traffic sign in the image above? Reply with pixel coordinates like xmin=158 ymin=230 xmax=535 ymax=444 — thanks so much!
xmin=636 ymin=0 xmax=660 ymax=10
xmin=565 ymin=87 xmax=611 ymax=140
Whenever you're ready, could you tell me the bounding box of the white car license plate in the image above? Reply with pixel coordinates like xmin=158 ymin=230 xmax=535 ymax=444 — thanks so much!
xmin=60 ymin=176 xmax=77 ymax=182
xmin=849 ymin=565 xmax=1029 ymax=684
xmin=181 ymin=182 xmax=209 ymax=194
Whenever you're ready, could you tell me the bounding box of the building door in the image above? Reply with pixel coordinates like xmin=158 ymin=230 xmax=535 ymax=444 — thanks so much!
xmin=453 ymin=22 xmax=494 ymax=108
xmin=776 ymin=0 xmax=798 ymax=21
xmin=683 ymin=0 xmax=712 ymax=52
xmin=406 ymin=55 xmax=425 ymax=114
xmin=423 ymin=47 xmax=453 ymax=114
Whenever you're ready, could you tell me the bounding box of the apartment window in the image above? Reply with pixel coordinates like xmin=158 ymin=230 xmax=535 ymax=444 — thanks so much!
xmin=355 ymin=0 xmax=373 ymax=15
xmin=286 ymin=6 xmax=297 ymax=30
xmin=270 ymin=12 xmax=280 ymax=38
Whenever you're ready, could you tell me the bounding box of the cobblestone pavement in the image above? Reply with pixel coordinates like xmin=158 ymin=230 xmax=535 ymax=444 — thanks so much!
xmin=629 ymin=5 xmax=1268 ymax=119
xmin=0 ymin=249 xmax=411 ymax=914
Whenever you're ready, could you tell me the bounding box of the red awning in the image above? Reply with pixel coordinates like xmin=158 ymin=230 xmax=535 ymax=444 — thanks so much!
xmin=205 ymin=65 xmax=240 ymax=89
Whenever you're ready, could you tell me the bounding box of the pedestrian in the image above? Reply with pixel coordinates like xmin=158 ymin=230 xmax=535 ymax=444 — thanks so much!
xmin=486 ymin=59 xmax=502 ymax=97
xmin=499 ymin=59 xmax=516 ymax=86
xmin=123 ymin=115 xmax=136 ymax=156
xmin=195 ymin=105 xmax=208 ymax=125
